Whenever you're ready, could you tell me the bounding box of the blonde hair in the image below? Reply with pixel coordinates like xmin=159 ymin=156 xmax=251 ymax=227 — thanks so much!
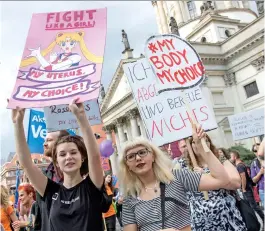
xmin=118 ymin=138 xmax=174 ymax=197
xmin=20 ymin=31 xmax=103 ymax=67
xmin=1 ymin=185 xmax=10 ymax=208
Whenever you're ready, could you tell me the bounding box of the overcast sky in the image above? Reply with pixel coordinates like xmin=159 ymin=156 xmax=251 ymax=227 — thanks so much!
xmin=0 ymin=1 xmax=158 ymax=161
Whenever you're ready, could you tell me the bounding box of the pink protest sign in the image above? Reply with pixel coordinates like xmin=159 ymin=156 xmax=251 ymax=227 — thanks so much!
xmin=145 ymin=34 xmax=205 ymax=93
xmin=7 ymin=8 xmax=107 ymax=109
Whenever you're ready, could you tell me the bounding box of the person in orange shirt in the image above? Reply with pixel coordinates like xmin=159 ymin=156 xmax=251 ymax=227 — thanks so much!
xmin=0 ymin=185 xmax=19 ymax=231
xmin=103 ymin=175 xmax=116 ymax=231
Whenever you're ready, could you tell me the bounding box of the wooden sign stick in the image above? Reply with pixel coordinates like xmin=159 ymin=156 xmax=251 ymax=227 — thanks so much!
xmin=181 ymin=90 xmax=209 ymax=200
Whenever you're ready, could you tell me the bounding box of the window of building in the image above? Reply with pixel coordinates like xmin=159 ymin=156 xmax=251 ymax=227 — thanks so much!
xmin=244 ymin=81 xmax=259 ymax=98
xmin=212 ymin=92 xmax=225 ymax=105
xmin=187 ymin=1 xmax=197 ymax=19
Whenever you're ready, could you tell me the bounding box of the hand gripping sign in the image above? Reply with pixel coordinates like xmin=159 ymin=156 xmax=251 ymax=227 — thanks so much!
xmin=145 ymin=34 xmax=205 ymax=93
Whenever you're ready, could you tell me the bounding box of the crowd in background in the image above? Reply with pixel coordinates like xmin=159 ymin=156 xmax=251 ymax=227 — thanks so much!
xmin=0 ymin=100 xmax=264 ymax=231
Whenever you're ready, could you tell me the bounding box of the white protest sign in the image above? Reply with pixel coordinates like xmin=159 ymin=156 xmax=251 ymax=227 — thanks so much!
xmin=123 ymin=58 xmax=217 ymax=146
xmin=44 ymin=99 xmax=102 ymax=132
xmin=228 ymin=108 xmax=264 ymax=141
xmin=145 ymin=34 xmax=205 ymax=93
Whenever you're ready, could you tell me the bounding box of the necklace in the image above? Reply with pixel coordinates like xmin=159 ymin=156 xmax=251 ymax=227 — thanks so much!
xmin=144 ymin=181 xmax=159 ymax=193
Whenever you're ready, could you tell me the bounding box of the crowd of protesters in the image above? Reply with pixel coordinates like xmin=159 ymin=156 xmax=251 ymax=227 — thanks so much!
xmin=0 ymin=99 xmax=264 ymax=231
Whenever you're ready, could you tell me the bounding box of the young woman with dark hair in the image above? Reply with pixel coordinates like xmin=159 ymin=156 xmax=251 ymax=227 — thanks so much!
xmin=103 ymin=175 xmax=116 ymax=231
xmin=186 ymin=135 xmax=246 ymax=231
xmin=12 ymin=98 xmax=111 ymax=231
xmin=218 ymin=148 xmax=230 ymax=160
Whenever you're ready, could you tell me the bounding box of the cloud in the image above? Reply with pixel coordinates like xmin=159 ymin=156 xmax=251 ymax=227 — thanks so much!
xmin=0 ymin=1 xmax=158 ymax=161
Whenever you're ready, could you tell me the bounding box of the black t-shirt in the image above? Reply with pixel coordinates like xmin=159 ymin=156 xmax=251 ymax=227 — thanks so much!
xmin=236 ymin=163 xmax=252 ymax=191
xmin=42 ymin=176 xmax=105 ymax=231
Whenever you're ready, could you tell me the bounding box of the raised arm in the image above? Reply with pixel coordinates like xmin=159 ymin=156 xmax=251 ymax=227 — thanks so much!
xmin=192 ymin=124 xmax=231 ymax=191
xmin=12 ymin=107 xmax=47 ymax=196
xmin=69 ymin=98 xmax=103 ymax=189
xmin=221 ymin=157 xmax=241 ymax=190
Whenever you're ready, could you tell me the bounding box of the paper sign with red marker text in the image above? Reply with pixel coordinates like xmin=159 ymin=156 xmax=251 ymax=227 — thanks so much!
xmin=123 ymin=58 xmax=217 ymax=146
xmin=7 ymin=8 xmax=107 ymax=109
xmin=44 ymin=98 xmax=101 ymax=132
xmin=145 ymin=34 xmax=205 ymax=93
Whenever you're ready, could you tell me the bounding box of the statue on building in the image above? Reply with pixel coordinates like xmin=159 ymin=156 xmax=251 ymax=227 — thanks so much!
xmin=169 ymin=17 xmax=180 ymax=36
xmin=122 ymin=29 xmax=131 ymax=50
xmin=100 ymin=83 xmax=105 ymax=99
xmin=257 ymin=1 xmax=264 ymax=15
xmin=200 ymin=1 xmax=214 ymax=15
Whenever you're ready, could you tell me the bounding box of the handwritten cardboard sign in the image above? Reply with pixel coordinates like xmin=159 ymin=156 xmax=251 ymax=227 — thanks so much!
xmin=123 ymin=58 xmax=217 ymax=146
xmin=145 ymin=34 xmax=205 ymax=93
xmin=44 ymin=99 xmax=101 ymax=132
xmin=7 ymin=8 xmax=107 ymax=109
xmin=228 ymin=108 xmax=264 ymax=141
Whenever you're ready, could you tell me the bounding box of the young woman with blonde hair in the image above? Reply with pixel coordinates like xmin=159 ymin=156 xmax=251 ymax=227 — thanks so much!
xmin=0 ymin=185 xmax=19 ymax=231
xmin=186 ymin=135 xmax=246 ymax=230
xmin=119 ymin=124 xmax=241 ymax=231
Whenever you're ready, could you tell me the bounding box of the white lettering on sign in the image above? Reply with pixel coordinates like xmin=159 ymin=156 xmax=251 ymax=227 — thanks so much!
xmin=31 ymin=125 xmax=47 ymax=139
xmin=32 ymin=115 xmax=46 ymax=123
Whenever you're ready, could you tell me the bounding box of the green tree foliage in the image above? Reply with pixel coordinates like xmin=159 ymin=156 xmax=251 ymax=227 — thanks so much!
xmin=229 ymin=145 xmax=255 ymax=165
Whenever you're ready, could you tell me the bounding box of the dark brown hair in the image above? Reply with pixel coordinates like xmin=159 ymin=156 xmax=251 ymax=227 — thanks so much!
xmin=187 ymin=134 xmax=217 ymax=169
xmin=230 ymin=150 xmax=240 ymax=159
xmin=58 ymin=130 xmax=70 ymax=139
xmin=218 ymin=148 xmax=230 ymax=159
xmin=105 ymin=174 xmax=114 ymax=193
xmin=52 ymin=135 xmax=88 ymax=176
xmin=252 ymin=143 xmax=260 ymax=152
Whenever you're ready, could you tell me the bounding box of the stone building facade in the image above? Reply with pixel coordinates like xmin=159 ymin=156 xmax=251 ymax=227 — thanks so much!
xmin=101 ymin=2 xmax=264 ymax=173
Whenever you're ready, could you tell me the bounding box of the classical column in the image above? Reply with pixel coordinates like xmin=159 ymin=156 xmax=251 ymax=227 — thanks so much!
xmin=223 ymin=73 xmax=243 ymax=113
xmin=179 ymin=1 xmax=189 ymax=22
xmin=102 ymin=125 xmax=118 ymax=175
xmin=114 ymin=118 xmax=127 ymax=149
xmin=113 ymin=126 xmax=122 ymax=156
xmin=127 ymin=109 xmax=141 ymax=138
xmin=152 ymin=1 xmax=163 ymax=34
xmin=139 ymin=119 xmax=148 ymax=139
xmin=174 ymin=1 xmax=184 ymax=24
xmin=224 ymin=1 xmax=233 ymax=8
xmin=157 ymin=0 xmax=170 ymax=34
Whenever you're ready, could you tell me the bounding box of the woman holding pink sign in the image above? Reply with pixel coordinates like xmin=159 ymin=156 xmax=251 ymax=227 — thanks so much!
xmin=11 ymin=98 xmax=111 ymax=231
xmin=119 ymin=124 xmax=241 ymax=231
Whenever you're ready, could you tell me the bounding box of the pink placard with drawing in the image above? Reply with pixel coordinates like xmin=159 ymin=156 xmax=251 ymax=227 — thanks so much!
xmin=7 ymin=8 xmax=107 ymax=109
